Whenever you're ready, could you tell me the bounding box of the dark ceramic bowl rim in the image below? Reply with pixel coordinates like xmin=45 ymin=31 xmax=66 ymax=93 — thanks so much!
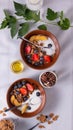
xmin=7 ymin=78 xmax=46 ymax=118
xmin=20 ymin=30 xmax=60 ymax=70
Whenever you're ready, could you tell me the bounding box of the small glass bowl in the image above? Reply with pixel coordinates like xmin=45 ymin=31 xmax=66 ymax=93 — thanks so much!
xmin=10 ymin=60 xmax=24 ymax=74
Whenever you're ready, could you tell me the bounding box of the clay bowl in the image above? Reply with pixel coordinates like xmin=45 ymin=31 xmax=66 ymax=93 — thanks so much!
xmin=7 ymin=78 xmax=46 ymax=118
xmin=20 ymin=30 xmax=60 ymax=70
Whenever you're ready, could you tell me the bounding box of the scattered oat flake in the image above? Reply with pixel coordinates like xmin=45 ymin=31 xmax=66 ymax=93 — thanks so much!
xmin=3 ymin=107 xmax=7 ymax=111
xmin=49 ymin=113 xmax=54 ymax=118
xmin=37 ymin=114 xmax=47 ymax=123
xmin=2 ymin=113 xmax=7 ymax=116
xmin=48 ymin=120 xmax=53 ymax=124
xmin=52 ymin=115 xmax=59 ymax=121
xmin=0 ymin=110 xmax=3 ymax=114
xmin=39 ymin=125 xmax=45 ymax=128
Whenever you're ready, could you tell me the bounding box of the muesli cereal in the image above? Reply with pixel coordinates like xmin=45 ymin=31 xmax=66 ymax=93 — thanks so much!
xmin=0 ymin=119 xmax=14 ymax=130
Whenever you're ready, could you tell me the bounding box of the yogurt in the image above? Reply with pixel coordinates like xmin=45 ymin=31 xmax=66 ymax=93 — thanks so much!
xmin=38 ymin=37 xmax=56 ymax=56
xmin=18 ymin=90 xmax=41 ymax=113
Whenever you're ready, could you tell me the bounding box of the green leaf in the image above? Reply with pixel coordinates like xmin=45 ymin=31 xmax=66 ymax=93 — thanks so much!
xmin=14 ymin=1 xmax=27 ymax=16
xmin=7 ymin=16 xmax=18 ymax=38
xmin=8 ymin=16 xmax=17 ymax=28
xmin=18 ymin=22 xmax=29 ymax=37
xmin=10 ymin=23 xmax=18 ymax=38
xmin=38 ymin=24 xmax=47 ymax=30
xmin=24 ymin=9 xmax=40 ymax=22
xmin=58 ymin=18 xmax=70 ymax=30
xmin=4 ymin=10 xmax=10 ymax=20
xmin=46 ymin=8 xmax=58 ymax=20
xmin=0 ymin=19 xmax=8 ymax=29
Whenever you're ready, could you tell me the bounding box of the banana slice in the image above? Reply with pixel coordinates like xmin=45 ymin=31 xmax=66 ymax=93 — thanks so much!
xmin=29 ymin=35 xmax=47 ymax=42
xmin=14 ymin=99 xmax=22 ymax=106
xmin=21 ymin=103 xmax=28 ymax=114
xmin=10 ymin=95 xmax=15 ymax=105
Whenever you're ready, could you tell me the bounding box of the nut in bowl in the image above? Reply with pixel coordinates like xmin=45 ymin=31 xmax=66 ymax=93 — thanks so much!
xmin=20 ymin=30 xmax=60 ymax=70
xmin=39 ymin=71 xmax=57 ymax=88
xmin=0 ymin=118 xmax=15 ymax=130
xmin=7 ymin=78 xmax=46 ymax=118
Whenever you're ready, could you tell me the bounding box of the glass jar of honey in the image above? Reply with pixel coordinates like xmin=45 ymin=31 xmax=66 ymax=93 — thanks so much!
xmin=11 ymin=60 xmax=24 ymax=74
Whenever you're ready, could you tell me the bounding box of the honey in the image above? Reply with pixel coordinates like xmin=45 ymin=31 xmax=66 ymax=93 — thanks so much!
xmin=11 ymin=60 xmax=24 ymax=73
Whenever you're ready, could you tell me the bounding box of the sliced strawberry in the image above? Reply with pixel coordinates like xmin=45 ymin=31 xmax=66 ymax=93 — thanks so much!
xmin=25 ymin=45 xmax=31 ymax=54
xmin=26 ymin=83 xmax=34 ymax=92
xmin=20 ymin=88 xmax=27 ymax=95
xmin=32 ymin=54 xmax=39 ymax=62
xmin=44 ymin=55 xmax=51 ymax=63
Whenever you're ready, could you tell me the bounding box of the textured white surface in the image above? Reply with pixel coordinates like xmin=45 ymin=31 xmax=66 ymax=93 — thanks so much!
xmin=0 ymin=0 xmax=73 ymax=130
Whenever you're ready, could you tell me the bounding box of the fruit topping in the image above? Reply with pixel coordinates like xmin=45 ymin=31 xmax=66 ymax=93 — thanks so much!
xmin=20 ymin=88 xmax=27 ymax=95
xmin=10 ymin=95 xmax=22 ymax=106
xmin=27 ymin=106 xmax=31 ymax=110
xmin=21 ymin=80 xmax=27 ymax=85
xmin=13 ymin=99 xmax=22 ymax=106
xmin=29 ymin=35 xmax=47 ymax=42
xmin=26 ymin=83 xmax=34 ymax=92
xmin=17 ymin=83 xmax=22 ymax=88
xmin=32 ymin=54 xmax=39 ymax=62
xmin=21 ymin=103 xmax=28 ymax=114
xmin=25 ymin=45 xmax=31 ymax=54
xmin=36 ymin=92 xmax=40 ymax=96
xmin=26 ymin=55 xmax=31 ymax=60
xmin=34 ymin=49 xmax=39 ymax=53
xmin=44 ymin=55 xmax=51 ymax=63
xmin=14 ymin=85 xmax=18 ymax=89
xmin=48 ymin=43 xmax=52 ymax=48
xmin=10 ymin=95 xmax=15 ymax=105
xmin=34 ymin=62 xmax=40 ymax=66
xmin=23 ymin=96 xmax=28 ymax=102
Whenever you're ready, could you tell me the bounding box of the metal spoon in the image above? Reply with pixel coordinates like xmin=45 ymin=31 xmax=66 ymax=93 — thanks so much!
xmin=18 ymin=37 xmax=39 ymax=48
xmin=4 ymin=105 xmax=21 ymax=112
xmin=28 ymin=123 xmax=40 ymax=130
xmin=18 ymin=37 xmax=51 ymax=49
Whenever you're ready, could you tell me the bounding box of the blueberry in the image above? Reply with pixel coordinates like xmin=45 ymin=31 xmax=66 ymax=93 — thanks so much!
xmin=39 ymin=61 xmax=44 ymax=65
xmin=27 ymin=59 xmax=32 ymax=63
xmin=48 ymin=44 xmax=52 ymax=48
xmin=36 ymin=92 xmax=40 ymax=96
xmin=16 ymin=91 xmax=20 ymax=95
xmin=34 ymin=62 xmax=39 ymax=66
xmin=23 ymin=96 xmax=28 ymax=101
xmin=14 ymin=85 xmax=18 ymax=89
xmin=40 ymin=56 xmax=44 ymax=61
xmin=34 ymin=49 xmax=39 ymax=53
xmin=17 ymin=83 xmax=22 ymax=88
xmin=27 ymin=106 xmax=31 ymax=110
xmin=26 ymin=55 xmax=31 ymax=59
xmin=21 ymin=80 xmax=26 ymax=85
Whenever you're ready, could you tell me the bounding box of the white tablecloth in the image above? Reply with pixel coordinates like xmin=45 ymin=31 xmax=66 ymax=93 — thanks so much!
xmin=0 ymin=0 xmax=73 ymax=130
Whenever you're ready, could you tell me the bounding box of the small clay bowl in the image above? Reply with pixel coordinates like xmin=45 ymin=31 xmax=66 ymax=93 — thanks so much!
xmin=20 ymin=30 xmax=60 ymax=70
xmin=7 ymin=78 xmax=46 ymax=118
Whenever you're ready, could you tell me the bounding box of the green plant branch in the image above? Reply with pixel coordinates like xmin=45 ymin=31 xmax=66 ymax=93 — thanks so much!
xmin=0 ymin=1 xmax=72 ymax=38
xmin=40 ymin=19 xmax=57 ymax=26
